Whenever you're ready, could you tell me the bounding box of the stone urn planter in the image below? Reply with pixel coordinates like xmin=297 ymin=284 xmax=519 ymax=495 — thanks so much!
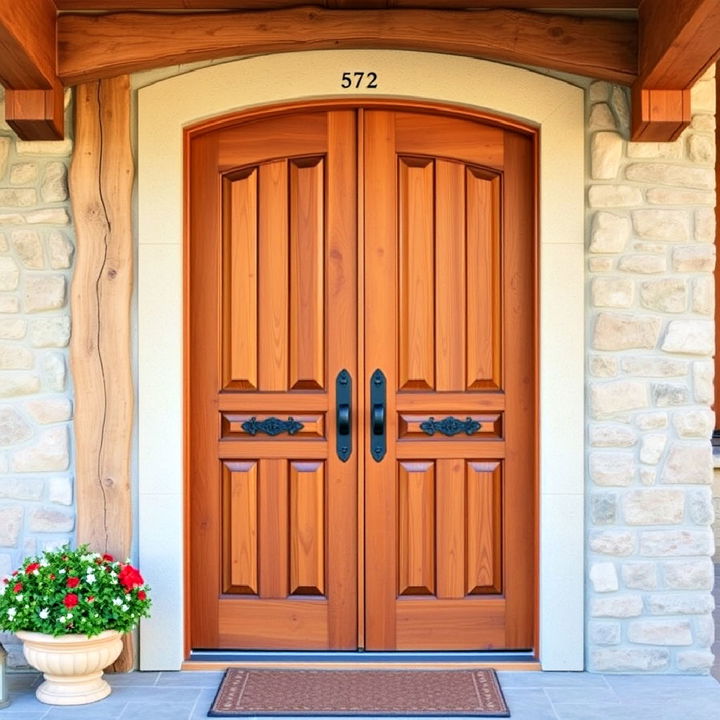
xmin=16 ymin=630 xmax=123 ymax=705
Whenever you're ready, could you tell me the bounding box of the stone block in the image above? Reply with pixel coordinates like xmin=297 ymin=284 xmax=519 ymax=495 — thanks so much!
xmin=590 ymin=380 xmax=648 ymax=418
xmin=640 ymin=466 xmax=656 ymax=486
xmin=590 ymin=594 xmax=643 ymax=618
xmin=677 ymin=650 xmax=714 ymax=672
xmin=632 ymin=209 xmax=689 ymax=242
xmin=589 ymin=355 xmax=619 ymax=378
xmin=695 ymin=207 xmax=715 ymax=243
xmin=639 ymin=434 xmax=667 ymax=465
xmin=589 ymin=185 xmax=643 ymax=208
xmin=40 ymin=352 xmax=65 ymax=392
xmin=0 ymin=256 xmax=19 ymax=291
xmin=661 ymin=443 xmax=712 ymax=484
xmin=687 ymin=487 xmax=714 ymax=525
xmin=0 ymin=477 xmax=42 ymax=500
xmin=621 ymin=357 xmax=687 ymax=378
xmin=590 ymin=562 xmax=619 ymax=592
xmin=0 ymin=296 xmax=19 ymax=313
xmin=592 ymin=132 xmax=623 ymax=179
xmin=589 ymin=621 xmax=620 ymax=646
xmin=611 ymin=86 xmax=630 ymax=130
xmin=10 ymin=426 xmax=69 ymax=472
xmin=0 ymin=344 xmax=34 ymax=370
xmin=692 ymin=360 xmax=714 ymax=404
xmin=0 ymin=505 xmax=23 ymax=546
xmin=622 ymin=489 xmax=683 ymax=525
xmin=639 ymin=529 xmax=714 ymax=556
xmin=24 ymin=398 xmax=72 ymax=424
xmin=0 ymin=137 xmax=9 ymax=179
xmin=24 ymin=274 xmax=66 ymax=313
xmin=589 ymin=257 xmax=614 ymax=272
xmin=0 ymin=188 xmax=37 ymax=207
xmin=692 ymin=275 xmax=714 ymax=315
xmin=652 ymin=383 xmax=690 ymax=407
xmin=47 ymin=231 xmax=73 ymax=269
xmin=640 ymin=278 xmax=687 ymax=313
xmin=591 ymin=278 xmax=633 ymax=308
xmin=0 ymin=406 xmax=32 ymax=446
xmin=647 ymin=188 xmax=714 ymax=205
xmin=647 ymin=593 xmax=714 ymax=615
xmin=673 ymin=409 xmax=715 ymax=438
xmin=590 ymin=530 xmax=635 ymax=556
xmin=662 ymin=558 xmax=714 ymax=590
xmin=687 ymin=133 xmax=714 ymax=164
xmin=662 ymin=320 xmax=714 ymax=355
xmin=691 ymin=114 xmax=715 ymax=131
xmin=627 ymin=141 xmax=682 ymax=160
xmin=591 ymin=493 xmax=617 ymax=525
xmin=0 ymin=318 xmax=27 ymax=339
xmin=589 ymin=424 xmax=636 ymax=447
xmin=625 ymin=163 xmax=714 ymax=189
xmin=627 ymin=619 xmax=692 ymax=645
xmin=632 ymin=241 xmax=666 ymax=253
xmin=10 ymin=230 xmax=43 ymax=269
xmin=9 ymin=163 xmax=37 ymax=185
xmin=0 ymin=374 xmax=40 ymax=397
xmin=635 ymin=412 xmax=668 ymax=430
xmin=691 ymin=77 xmax=715 ymax=113
xmin=672 ymin=245 xmax=715 ymax=272
xmin=621 ymin=561 xmax=657 ymax=590
xmin=16 ymin=138 xmax=73 ymax=156
xmin=28 ymin=508 xmax=74 ymax=533
xmin=41 ymin=162 xmax=68 ymax=203
xmin=29 ymin=317 xmax=70 ymax=348
xmin=25 ymin=208 xmax=70 ymax=225
xmin=47 ymin=476 xmax=72 ymax=506
xmin=589 ymin=82 xmax=610 ymax=103
xmin=591 ymin=648 xmax=669 ymax=672
xmin=589 ymin=103 xmax=617 ymax=131
xmin=695 ymin=615 xmax=715 ymax=647
xmin=618 ymin=254 xmax=666 ymax=273
xmin=0 ymin=213 xmax=25 ymax=225
xmin=593 ymin=312 xmax=661 ymax=351
xmin=590 ymin=452 xmax=635 ymax=486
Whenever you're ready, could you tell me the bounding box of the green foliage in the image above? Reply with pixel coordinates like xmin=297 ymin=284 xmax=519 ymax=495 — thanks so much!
xmin=0 ymin=544 xmax=151 ymax=637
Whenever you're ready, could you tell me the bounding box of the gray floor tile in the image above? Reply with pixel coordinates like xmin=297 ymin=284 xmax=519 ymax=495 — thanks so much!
xmin=553 ymin=704 xmax=659 ymax=720
xmin=107 ymin=672 xmax=160 ymax=686
xmin=0 ymin=711 xmax=48 ymax=720
xmin=497 ymin=671 xmax=609 ymax=688
xmin=156 ymin=671 xmax=224 ymax=688
xmin=501 ymin=688 xmax=558 ymax=720
xmin=119 ymin=701 xmax=196 ymax=720
xmin=544 ymin=687 xmax=621 ymax=705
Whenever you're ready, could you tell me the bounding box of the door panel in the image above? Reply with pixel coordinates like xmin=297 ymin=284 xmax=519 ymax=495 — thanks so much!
xmin=189 ymin=110 xmax=358 ymax=650
xmin=363 ymin=110 xmax=535 ymax=651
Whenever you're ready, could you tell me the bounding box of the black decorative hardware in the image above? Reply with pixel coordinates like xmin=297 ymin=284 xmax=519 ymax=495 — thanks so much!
xmin=336 ymin=369 xmax=352 ymax=462
xmin=370 ymin=369 xmax=386 ymax=462
xmin=242 ymin=416 xmax=304 ymax=436
xmin=420 ymin=416 xmax=481 ymax=437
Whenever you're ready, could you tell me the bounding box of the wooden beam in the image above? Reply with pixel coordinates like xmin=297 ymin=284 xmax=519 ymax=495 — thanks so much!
xmin=5 ymin=82 xmax=65 ymax=141
xmin=632 ymin=0 xmax=720 ymax=140
xmin=70 ymin=76 xmax=135 ymax=672
xmin=57 ymin=8 xmax=637 ymax=85
xmin=55 ymin=1 xmax=639 ymax=8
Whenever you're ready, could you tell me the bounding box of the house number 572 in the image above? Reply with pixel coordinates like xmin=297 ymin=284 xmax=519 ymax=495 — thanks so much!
xmin=340 ymin=72 xmax=378 ymax=89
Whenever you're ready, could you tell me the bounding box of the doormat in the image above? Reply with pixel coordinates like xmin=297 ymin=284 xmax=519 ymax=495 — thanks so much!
xmin=208 ymin=668 xmax=510 ymax=717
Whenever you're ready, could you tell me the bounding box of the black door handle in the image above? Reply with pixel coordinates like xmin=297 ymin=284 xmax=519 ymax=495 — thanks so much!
xmin=336 ymin=369 xmax=351 ymax=462
xmin=370 ymin=369 xmax=386 ymax=462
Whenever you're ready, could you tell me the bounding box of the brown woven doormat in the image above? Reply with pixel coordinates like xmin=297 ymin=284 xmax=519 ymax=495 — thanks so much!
xmin=208 ymin=668 xmax=510 ymax=717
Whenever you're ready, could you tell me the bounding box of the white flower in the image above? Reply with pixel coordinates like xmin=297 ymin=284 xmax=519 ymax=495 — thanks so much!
xmin=59 ymin=568 xmax=66 ymax=575
xmin=40 ymin=560 xmax=49 ymax=567
xmin=16 ymin=594 xmax=23 ymax=601
xmin=86 ymin=572 xmax=96 ymax=584
xmin=121 ymin=604 xmax=129 ymax=612
xmin=59 ymin=616 xmax=66 ymax=624
xmin=7 ymin=607 xmax=16 ymax=619
xmin=32 ymin=569 xmax=39 ymax=576
xmin=39 ymin=608 xmax=49 ymax=619
xmin=112 ymin=597 xmax=123 ymax=606
xmin=66 ymin=613 xmax=73 ymax=619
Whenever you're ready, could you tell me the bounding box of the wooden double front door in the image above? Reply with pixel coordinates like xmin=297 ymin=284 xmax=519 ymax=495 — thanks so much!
xmin=188 ymin=104 xmax=536 ymax=652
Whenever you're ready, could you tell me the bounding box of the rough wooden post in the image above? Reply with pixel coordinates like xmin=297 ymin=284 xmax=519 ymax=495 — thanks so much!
xmin=69 ymin=76 xmax=134 ymax=672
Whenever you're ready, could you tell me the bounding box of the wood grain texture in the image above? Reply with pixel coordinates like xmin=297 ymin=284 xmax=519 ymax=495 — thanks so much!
xmin=57 ymin=8 xmax=637 ymax=85
xmin=466 ymin=461 xmax=501 ymax=594
xmin=436 ymin=459 xmax=464 ymax=599
xmin=70 ymin=76 xmax=134 ymax=672
xmin=56 ymin=2 xmax=639 ymax=10
xmin=223 ymin=461 xmax=258 ymax=594
xmin=630 ymin=87 xmax=692 ymax=142
xmin=290 ymin=461 xmax=325 ymax=596
xmin=5 ymin=82 xmax=64 ymax=141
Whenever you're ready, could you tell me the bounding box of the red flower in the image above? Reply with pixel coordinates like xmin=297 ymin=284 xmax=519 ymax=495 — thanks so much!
xmin=25 ymin=562 xmax=40 ymax=574
xmin=63 ymin=593 xmax=78 ymax=609
xmin=12 ymin=582 xmax=22 ymax=593
xmin=118 ymin=564 xmax=144 ymax=590
xmin=137 ymin=590 xmax=147 ymax=601
xmin=87 ymin=596 xmax=95 ymax=603
xmin=49 ymin=573 xmax=56 ymax=580
xmin=102 ymin=553 xmax=114 ymax=562
xmin=66 ymin=577 xmax=80 ymax=588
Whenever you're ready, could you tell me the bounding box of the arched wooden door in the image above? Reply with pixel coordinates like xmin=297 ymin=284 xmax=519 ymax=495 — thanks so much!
xmin=187 ymin=104 xmax=536 ymax=653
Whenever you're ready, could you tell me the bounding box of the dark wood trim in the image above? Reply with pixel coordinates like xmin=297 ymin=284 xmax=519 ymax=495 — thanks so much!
xmin=57 ymin=8 xmax=637 ymax=86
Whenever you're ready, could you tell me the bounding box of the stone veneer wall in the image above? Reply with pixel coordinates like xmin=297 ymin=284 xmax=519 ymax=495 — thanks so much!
xmin=586 ymin=66 xmax=717 ymax=673
xmin=0 ymin=88 xmax=75 ymax=666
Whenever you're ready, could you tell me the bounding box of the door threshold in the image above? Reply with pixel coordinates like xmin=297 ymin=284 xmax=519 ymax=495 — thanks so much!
xmin=184 ymin=650 xmax=540 ymax=671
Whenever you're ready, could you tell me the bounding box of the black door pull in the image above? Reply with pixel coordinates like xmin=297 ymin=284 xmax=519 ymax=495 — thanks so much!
xmin=370 ymin=369 xmax=386 ymax=462
xmin=336 ymin=369 xmax=352 ymax=462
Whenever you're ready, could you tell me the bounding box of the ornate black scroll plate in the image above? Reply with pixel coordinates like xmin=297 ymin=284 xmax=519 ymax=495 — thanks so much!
xmin=419 ymin=416 xmax=481 ymax=437
xmin=241 ymin=416 xmax=304 ymax=436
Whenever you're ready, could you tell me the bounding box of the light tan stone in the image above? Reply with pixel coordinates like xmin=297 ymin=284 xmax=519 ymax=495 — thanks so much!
xmin=591 ymin=278 xmax=633 ymax=308
xmin=0 ymin=478 xmax=42 ymax=501
xmin=672 ymin=245 xmax=715 ymax=272
xmin=0 ymin=505 xmax=23 ymax=546
xmin=648 ymin=593 xmax=714 ymax=615
xmin=592 ymin=132 xmax=623 ymax=179
xmin=16 ymin=138 xmax=73 ymax=156
xmin=0 ymin=137 xmax=9 ymax=179
xmin=40 ymin=352 xmax=65 ymax=392
xmin=589 ymin=185 xmax=643 ymax=208
xmin=589 ymin=212 xmax=630 ymax=253
xmin=627 ymin=619 xmax=692 ymax=646
xmin=41 ymin=162 xmax=68 ymax=203
xmin=25 ymin=208 xmax=70 ymax=225
xmin=0 ymin=344 xmax=34 ymax=370
xmin=627 ymin=141 xmax=682 ymax=160
xmin=673 ymin=409 xmax=715 ymax=439
xmin=590 ymin=530 xmax=635 ymax=556
xmin=591 ymin=648 xmax=669 ymax=672
xmin=639 ymin=435 xmax=668 ymax=466
xmin=47 ymin=477 xmax=72 ymax=506
xmin=647 ymin=187 xmax=714 ymax=205
xmin=590 ymin=562 xmax=618 ymax=592
xmin=0 ymin=406 xmax=32 ymax=446
xmin=692 ymin=360 xmax=714 ymax=404
xmin=589 ymin=103 xmax=616 ymax=131
xmin=661 ymin=320 xmax=713 ymax=355
xmin=621 ymin=562 xmax=657 ymax=590
xmin=662 ymin=558 xmax=714 ymax=589
xmin=0 ymin=296 xmax=19 ymax=313
xmin=632 ymin=242 xmax=666 ymax=254
xmin=589 ymin=424 xmax=637 ymax=448
xmin=10 ymin=426 xmax=69 ymax=472
xmin=692 ymin=276 xmax=714 ymax=315
xmin=9 ymin=163 xmax=38 ymax=185
xmin=661 ymin=443 xmax=712 ymax=485
xmin=589 ymin=82 xmax=610 ymax=104
xmin=621 ymin=357 xmax=687 ymax=378
xmin=24 ymin=275 xmax=66 ymax=313
xmin=640 ymin=466 xmax=656 ymax=486
xmin=687 ymin=133 xmax=714 ymax=164
xmin=589 ymin=355 xmax=619 ymax=378
xmin=0 ymin=375 xmax=40 ymax=397
xmin=590 ymin=452 xmax=635 ymax=486
xmin=0 ymin=213 xmax=25 ymax=226
xmin=593 ymin=313 xmax=661 ymax=351
xmin=640 ymin=278 xmax=687 ymax=313
xmin=0 ymin=318 xmax=26 ymax=339
xmin=29 ymin=317 xmax=70 ymax=348
xmin=11 ymin=230 xmax=44 ymax=269
xmin=591 ymin=594 xmax=643 ymax=618
xmin=0 ymin=189 xmax=36 ymax=208
xmin=29 ymin=508 xmax=74 ymax=533
xmin=618 ymin=254 xmax=666 ymax=273
xmin=695 ymin=207 xmax=716 ymax=243
xmin=635 ymin=412 xmax=668 ymax=430
xmin=0 ymin=256 xmax=19 ymax=291
xmin=691 ymin=77 xmax=715 ymax=113
xmin=632 ymin=209 xmax=689 ymax=242
xmin=692 ymin=113 xmax=715 ymax=131
xmin=589 ymin=257 xmax=614 ymax=272
xmin=24 ymin=398 xmax=72 ymax=424
xmin=623 ymin=489 xmax=683 ymax=525
xmin=47 ymin=231 xmax=73 ymax=269
xmin=625 ymin=163 xmax=714 ymax=189
xmin=590 ymin=380 xmax=648 ymax=418
xmin=639 ymin=529 xmax=714 ymax=556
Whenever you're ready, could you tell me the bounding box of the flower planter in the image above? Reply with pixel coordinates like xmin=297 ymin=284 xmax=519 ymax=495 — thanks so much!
xmin=16 ymin=630 xmax=123 ymax=705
